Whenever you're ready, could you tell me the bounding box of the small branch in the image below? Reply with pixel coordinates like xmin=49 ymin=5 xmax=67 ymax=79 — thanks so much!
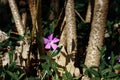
xmin=75 ymin=10 xmax=85 ymax=23
xmin=22 ymin=12 xmax=27 ymax=29
xmin=41 ymin=70 xmax=47 ymax=80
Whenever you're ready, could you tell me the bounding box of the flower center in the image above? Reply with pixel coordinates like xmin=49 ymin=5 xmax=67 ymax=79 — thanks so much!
xmin=48 ymin=39 xmax=52 ymax=44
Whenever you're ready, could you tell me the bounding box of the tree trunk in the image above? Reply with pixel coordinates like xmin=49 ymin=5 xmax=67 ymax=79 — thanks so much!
xmin=8 ymin=0 xmax=24 ymax=36
xmin=65 ymin=0 xmax=78 ymax=76
xmin=82 ymin=0 xmax=109 ymax=80
xmin=54 ymin=0 xmax=80 ymax=77
xmin=8 ymin=0 xmax=30 ymax=67
xmin=36 ymin=0 xmax=45 ymax=56
xmin=65 ymin=0 xmax=81 ymax=76
xmin=85 ymin=0 xmax=94 ymax=23
xmin=28 ymin=0 xmax=37 ymax=39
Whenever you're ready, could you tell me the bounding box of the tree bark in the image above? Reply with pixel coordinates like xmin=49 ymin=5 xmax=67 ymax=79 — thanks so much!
xmin=28 ymin=0 xmax=37 ymax=39
xmin=8 ymin=0 xmax=30 ymax=67
xmin=54 ymin=0 xmax=80 ymax=77
xmin=85 ymin=0 xmax=94 ymax=23
xmin=8 ymin=0 xmax=24 ymax=36
xmin=36 ymin=0 xmax=45 ymax=56
xmin=65 ymin=0 xmax=80 ymax=76
xmin=82 ymin=0 xmax=109 ymax=80
xmin=28 ymin=0 xmax=36 ymax=27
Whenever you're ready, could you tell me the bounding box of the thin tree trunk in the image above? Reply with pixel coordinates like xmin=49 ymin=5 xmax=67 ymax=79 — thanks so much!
xmin=21 ymin=12 xmax=27 ymax=30
xmin=65 ymin=0 xmax=79 ymax=76
xmin=8 ymin=0 xmax=24 ymax=36
xmin=36 ymin=0 xmax=45 ymax=56
xmin=28 ymin=0 xmax=37 ymax=39
xmin=8 ymin=0 xmax=30 ymax=67
xmin=54 ymin=0 xmax=80 ymax=77
xmin=8 ymin=0 xmax=24 ymax=66
xmin=82 ymin=0 xmax=109 ymax=80
xmin=85 ymin=0 xmax=92 ymax=23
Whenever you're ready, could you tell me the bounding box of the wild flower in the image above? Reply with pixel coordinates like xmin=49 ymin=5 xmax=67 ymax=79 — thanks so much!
xmin=44 ymin=34 xmax=59 ymax=50
xmin=118 ymin=57 xmax=120 ymax=63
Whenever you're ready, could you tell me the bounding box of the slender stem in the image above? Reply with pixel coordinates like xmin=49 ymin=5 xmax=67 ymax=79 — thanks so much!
xmin=75 ymin=10 xmax=85 ymax=23
xmin=41 ymin=70 xmax=47 ymax=80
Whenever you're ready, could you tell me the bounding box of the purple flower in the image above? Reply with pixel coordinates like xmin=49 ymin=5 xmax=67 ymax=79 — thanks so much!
xmin=44 ymin=34 xmax=59 ymax=50
xmin=118 ymin=57 xmax=120 ymax=63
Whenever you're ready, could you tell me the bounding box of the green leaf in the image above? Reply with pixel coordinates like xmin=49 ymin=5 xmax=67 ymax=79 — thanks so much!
xmin=25 ymin=77 xmax=40 ymax=80
xmin=49 ymin=21 xmax=55 ymax=33
xmin=9 ymin=50 xmax=15 ymax=63
xmin=62 ymin=71 xmax=73 ymax=80
xmin=54 ymin=73 xmax=59 ymax=80
xmin=6 ymin=70 xmax=17 ymax=80
xmin=18 ymin=73 xmax=26 ymax=80
xmin=84 ymin=69 xmax=92 ymax=77
xmin=91 ymin=77 xmax=101 ymax=80
xmin=42 ymin=62 xmax=50 ymax=70
xmin=101 ymin=68 xmax=111 ymax=76
xmin=8 ymin=62 xmax=17 ymax=69
xmin=113 ymin=64 xmax=120 ymax=70
xmin=107 ymin=72 xmax=118 ymax=78
xmin=80 ymin=64 xmax=87 ymax=69
xmin=109 ymin=52 xmax=115 ymax=66
xmin=89 ymin=69 xmax=99 ymax=77
xmin=50 ymin=62 xmax=58 ymax=70
xmin=41 ymin=55 xmax=50 ymax=60
xmin=48 ymin=70 xmax=52 ymax=75
xmin=50 ymin=46 xmax=62 ymax=57
xmin=98 ymin=46 xmax=106 ymax=55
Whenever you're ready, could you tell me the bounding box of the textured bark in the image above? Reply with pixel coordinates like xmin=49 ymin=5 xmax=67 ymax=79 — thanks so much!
xmin=28 ymin=0 xmax=37 ymax=40
xmin=85 ymin=0 xmax=92 ymax=23
xmin=21 ymin=12 xmax=27 ymax=29
xmin=65 ymin=0 xmax=78 ymax=76
xmin=8 ymin=0 xmax=30 ymax=67
xmin=28 ymin=0 xmax=37 ymax=27
xmin=8 ymin=0 xmax=24 ymax=36
xmin=85 ymin=0 xmax=95 ymax=23
xmin=8 ymin=0 xmax=23 ymax=66
xmin=54 ymin=0 xmax=80 ymax=77
xmin=0 ymin=30 xmax=9 ymax=66
xmin=66 ymin=0 xmax=77 ymax=56
xmin=64 ymin=0 xmax=82 ymax=76
xmin=82 ymin=0 xmax=109 ymax=80
xmin=0 ymin=30 xmax=9 ymax=43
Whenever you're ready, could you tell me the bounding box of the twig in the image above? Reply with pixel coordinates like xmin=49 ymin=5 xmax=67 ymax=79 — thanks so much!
xmin=41 ymin=70 xmax=47 ymax=80
xmin=75 ymin=10 xmax=85 ymax=23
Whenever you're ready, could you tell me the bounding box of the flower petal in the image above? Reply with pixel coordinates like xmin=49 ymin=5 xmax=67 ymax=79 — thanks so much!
xmin=45 ymin=43 xmax=51 ymax=49
xmin=44 ymin=38 xmax=49 ymax=44
xmin=51 ymin=43 xmax=58 ymax=50
xmin=52 ymin=38 xmax=59 ymax=43
xmin=118 ymin=57 xmax=120 ymax=62
xmin=48 ymin=34 xmax=53 ymax=40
